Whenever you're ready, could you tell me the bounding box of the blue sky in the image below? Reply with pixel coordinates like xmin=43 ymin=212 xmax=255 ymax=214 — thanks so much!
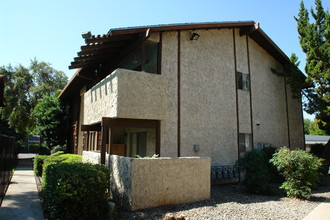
xmin=1 ymin=0 xmax=328 ymax=119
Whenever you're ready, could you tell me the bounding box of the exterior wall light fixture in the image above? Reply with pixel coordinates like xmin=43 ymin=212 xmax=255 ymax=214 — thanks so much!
xmin=82 ymin=31 xmax=92 ymax=39
xmin=190 ymin=33 xmax=200 ymax=40
xmin=193 ymin=145 xmax=200 ymax=152
xmin=256 ymin=121 xmax=261 ymax=126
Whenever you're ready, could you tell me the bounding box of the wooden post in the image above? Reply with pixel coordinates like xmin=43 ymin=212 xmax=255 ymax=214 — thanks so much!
xmin=101 ymin=118 xmax=107 ymax=165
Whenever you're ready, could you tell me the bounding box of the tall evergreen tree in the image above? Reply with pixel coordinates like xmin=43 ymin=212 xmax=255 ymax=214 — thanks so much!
xmin=295 ymin=0 xmax=330 ymax=134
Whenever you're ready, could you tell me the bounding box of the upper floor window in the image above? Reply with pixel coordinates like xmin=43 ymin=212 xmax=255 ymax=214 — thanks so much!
xmin=237 ymin=72 xmax=250 ymax=91
xmin=120 ymin=40 xmax=159 ymax=74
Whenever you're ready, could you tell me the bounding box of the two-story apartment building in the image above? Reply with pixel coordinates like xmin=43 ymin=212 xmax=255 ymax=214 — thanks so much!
xmin=59 ymin=21 xmax=305 ymax=165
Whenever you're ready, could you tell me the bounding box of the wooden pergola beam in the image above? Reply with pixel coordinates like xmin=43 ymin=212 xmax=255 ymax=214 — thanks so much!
xmin=85 ymin=34 xmax=136 ymax=44
xmin=81 ymin=41 xmax=128 ymax=52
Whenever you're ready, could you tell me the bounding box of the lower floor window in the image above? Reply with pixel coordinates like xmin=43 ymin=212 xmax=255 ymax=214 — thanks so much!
xmin=239 ymin=133 xmax=252 ymax=154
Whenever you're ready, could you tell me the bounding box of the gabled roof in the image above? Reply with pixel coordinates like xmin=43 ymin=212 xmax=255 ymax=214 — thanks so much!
xmin=60 ymin=21 xmax=296 ymax=100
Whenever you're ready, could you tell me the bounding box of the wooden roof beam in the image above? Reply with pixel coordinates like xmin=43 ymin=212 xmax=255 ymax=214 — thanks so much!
xmin=81 ymin=41 xmax=129 ymax=52
xmin=77 ymin=47 xmax=121 ymax=56
xmin=74 ymin=54 xmax=115 ymax=62
xmin=239 ymin=23 xmax=259 ymax=36
xmin=69 ymin=57 xmax=113 ymax=69
xmin=85 ymin=34 xmax=137 ymax=44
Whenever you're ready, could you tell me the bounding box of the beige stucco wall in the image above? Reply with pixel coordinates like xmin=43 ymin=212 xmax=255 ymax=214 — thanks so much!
xmin=79 ymin=27 xmax=304 ymax=162
xmin=83 ymin=69 xmax=167 ymax=125
xmin=160 ymin=31 xmax=179 ymax=158
xmin=235 ymin=32 xmax=252 ymax=134
xmin=82 ymin=152 xmax=210 ymax=211
xmin=117 ymin=69 xmax=167 ymax=120
xmin=130 ymin=156 xmax=210 ymax=211
xmin=287 ymin=85 xmax=305 ymax=149
xmin=249 ymin=38 xmax=290 ymax=147
xmin=179 ymin=29 xmax=238 ymax=165
xmin=158 ymin=28 xmax=303 ymax=164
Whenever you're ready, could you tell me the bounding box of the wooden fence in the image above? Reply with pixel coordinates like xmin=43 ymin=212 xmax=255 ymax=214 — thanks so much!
xmin=0 ymin=134 xmax=15 ymax=204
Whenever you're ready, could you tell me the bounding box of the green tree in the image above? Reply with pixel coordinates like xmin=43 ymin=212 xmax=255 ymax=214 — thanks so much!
xmin=295 ymin=0 xmax=330 ymax=134
xmin=0 ymin=60 xmax=68 ymax=141
xmin=309 ymin=119 xmax=327 ymax=135
xmin=29 ymin=59 xmax=68 ymax=106
xmin=32 ymin=92 xmax=66 ymax=149
xmin=304 ymin=118 xmax=311 ymax=134
xmin=0 ymin=64 xmax=34 ymax=135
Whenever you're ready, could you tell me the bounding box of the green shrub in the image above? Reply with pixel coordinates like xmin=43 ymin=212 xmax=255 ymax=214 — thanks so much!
xmin=33 ymin=152 xmax=80 ymax=177
xmin=50 ymin=145 xmax=66 ymax=154
xmin=34 ymin=155 xmax=48 ymax=176
xmin=42 ymin=153 xmax=82 ymax=176
xmin=28 ymin=144 xmax=39 ymax=153
xmin=42 ymin=163 xmax=110 ymax=220
xmin=236 ymin=150 xmax=271 ymax=194
xmin=270 ymin=148 xmax=322 ymax=199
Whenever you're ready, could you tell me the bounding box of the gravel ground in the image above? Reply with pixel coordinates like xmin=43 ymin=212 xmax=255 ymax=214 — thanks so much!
xmin=117 ymin=175 xmax=330 ymax=220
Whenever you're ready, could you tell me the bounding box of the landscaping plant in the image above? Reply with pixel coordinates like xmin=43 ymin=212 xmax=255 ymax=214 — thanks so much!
xmin=42 ymin=163 xmax=110 ymax=220
xmin=33 ymin=152 xmax=82 ymax=177
xmin=270 ymin=148 xmax=322 ymax=199
xmin=33 ymin=155 xmax=48 ymax=176
xmin=236 ymin=150 xmax=271 ymax=194
xmin=50 ymin=144 xmax=66 ymax=154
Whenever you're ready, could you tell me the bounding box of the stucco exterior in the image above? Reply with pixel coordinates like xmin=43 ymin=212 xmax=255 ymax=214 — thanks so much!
xmin=158 ymin=28 xmax=304 ymax=165
xmin=249 ymin=38 xmax=290 ymax=148
xmin=82 ymin=151 xmax=210 ymax=211
xmin=160 ymin=31 xmax=179 ymax=158
xmin=179 ymin=29 xmax=237 ymax=164
xmin=65 ymin=23 xmax=304 ymax=166
xmin=83 ymin=68 xmax=167 ymax=125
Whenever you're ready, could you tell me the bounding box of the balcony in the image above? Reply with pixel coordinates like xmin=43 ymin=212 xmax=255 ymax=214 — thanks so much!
xmin=83 ymin=69 xmax=167 ymax=125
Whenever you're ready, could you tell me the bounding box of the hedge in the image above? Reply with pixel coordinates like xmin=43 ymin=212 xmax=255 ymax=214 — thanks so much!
xmin=33 ymin=152 xmax=82 ymax=177
xmin=42 ymin=162 xmax=110 ymax=220
xmin=33 ymin=155 xmax=48 ymax=176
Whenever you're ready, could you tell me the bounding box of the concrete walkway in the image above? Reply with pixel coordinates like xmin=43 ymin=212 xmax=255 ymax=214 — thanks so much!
xmin=0 ymin=154 xmax=44 ymax=220
xmin=303 ymin=198 xmax=330 ymax=220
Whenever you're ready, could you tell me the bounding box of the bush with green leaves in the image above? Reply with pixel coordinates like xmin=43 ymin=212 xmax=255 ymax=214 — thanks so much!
xmin=50 ymin=145 xmax=66 ymax=154
xmin=236 ymin=150 xmax=271 ymax=194
xmin=33 ymin=155 xmax=48 ymax=176
xmin=270 ymin=148 xmax=322 ymax=199
xmin=41 ymin=153 xmax=82 ymax=176
xmin=34 ymin=151 xmax=64 ymax=176
xmin=33 ymin=152 xmax=81 ymax=177
xmin=42 ymin=162 xmax=110 ymax=220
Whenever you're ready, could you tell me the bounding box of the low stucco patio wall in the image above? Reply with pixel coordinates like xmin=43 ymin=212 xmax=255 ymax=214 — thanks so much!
xmin=82 ymin=151 xmax=211 ymax=211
